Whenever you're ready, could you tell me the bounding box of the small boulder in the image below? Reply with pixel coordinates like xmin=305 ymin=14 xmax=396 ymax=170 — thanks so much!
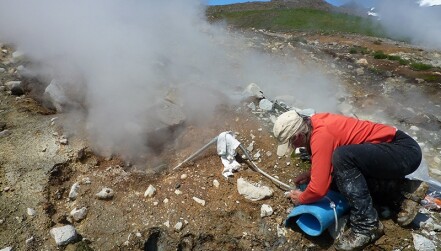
xmin=356 ymin=58 xmax=368 ymax=66
xmin=260 ymin=204 xmax=274 ymax=217
xmin=244 ymin=83 xmax=264 ymax=99
xmin=95 ymin=187 xmax=114 ymax=200
xmin=70 ymin=207 xmax=88 ymax=222
xmin=50 ymin=225 xmax=77 ymax=246
xmin=68 ymin=182 xmax=80 ymax=200
xmin=144 ymin=185 xmax=156 ymax=198
xmin=237 ymin=178 xmax=273 ymax=201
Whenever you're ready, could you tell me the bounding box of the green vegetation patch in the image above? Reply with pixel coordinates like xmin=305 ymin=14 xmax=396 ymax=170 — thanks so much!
xmin=349 ymin=46 xmax=369 ymax=55
xmin=410 ymin=62 xmax=433 ymax=71
xmin=217 ymin=8 xmax=386 ymax=37
xmin=373 ymin=50 xmax=388 ymax=59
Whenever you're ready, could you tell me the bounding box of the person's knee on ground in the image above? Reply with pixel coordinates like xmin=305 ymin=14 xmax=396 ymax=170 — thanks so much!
xmin=332 ymin=147 xmax=384 ymax=250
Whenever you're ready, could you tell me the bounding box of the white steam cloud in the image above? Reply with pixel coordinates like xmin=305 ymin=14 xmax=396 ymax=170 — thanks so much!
xmin=0 ymin=0 xmax=338 ymax=160
xmin=376 ymin=0 xmax=441 ymax=50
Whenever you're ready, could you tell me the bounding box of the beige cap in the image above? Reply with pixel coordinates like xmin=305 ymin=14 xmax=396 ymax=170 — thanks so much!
xmin=273 ymin=111 xmax=304 ymax=156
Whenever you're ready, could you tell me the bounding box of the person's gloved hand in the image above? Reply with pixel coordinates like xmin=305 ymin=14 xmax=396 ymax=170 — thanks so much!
xmin=294 ymin=171 xmax=311 ymax=186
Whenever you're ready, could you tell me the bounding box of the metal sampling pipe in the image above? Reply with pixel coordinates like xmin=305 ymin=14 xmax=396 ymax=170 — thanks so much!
xmin=238 ymin=144 xmax=295 ymax=191
xmin=172 ymin=136 xmax=218 ymax=170
xmin=172 ymin=134 xmax=296 ymax=192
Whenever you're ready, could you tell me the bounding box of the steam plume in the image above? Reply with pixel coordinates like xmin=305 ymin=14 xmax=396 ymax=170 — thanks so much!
xmin=0 ymin=0 xmax=338 ymax=160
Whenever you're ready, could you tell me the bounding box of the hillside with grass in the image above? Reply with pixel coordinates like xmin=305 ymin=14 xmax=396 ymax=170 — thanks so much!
xmin=207 ymin=7 xmax=386 ymax=38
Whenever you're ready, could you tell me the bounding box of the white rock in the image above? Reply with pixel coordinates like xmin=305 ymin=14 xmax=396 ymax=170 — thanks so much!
xmin=4 ymin=81 xmax=21 ymax=91
xmin=247 ymin=102 xmax=256 ymax=111
xmin=192 ymin=197 xmax=206 ymax=206
xmin=25 ymin=236 xmax=34 ymax=244
xmin=144 ymin=185 xmax=156 ymax=198
xmin=412 ymin=233 xmax=436 ymax=251
xmin=245 ymin=83 xmax=264 ymax=98
xmin=180 ymin=174 xmax=187 ymax=179
xmin=12 ymin=51 xmax=25 ymax=61
xmin=410 ymin=125 xmax=420 ymax=131
xmin=277 ymin=225 xmax=287 ymax=237
xmin=70 ymin=207 xmax=88 ymax=222
xmin=59 ymin=138 xmax=68 ymax=145
xmin=50 ymin=225 xmax=77 ymax=246
xmin=260 ymin=204 xmax=274 ymax=217
xmin=237 ymin=178 xmax=273 ymax=201
xmin=95 ymin=187 xmax=114 ymax=199
xmin=356 ymin=58 xmax=368 ymax=65
xmin=68 ymin=182 xmax=80 ymax=200
xmin=0 ymin=247 xmax=13 ymax=251
xmin=356 ymin=68 xmax=365 ymax=76
xmin=163 ymin=198 xmax=169 ymax=204
xmin=174 ymin=222 xmax=183 ymax=231
xmin=163 ymin=221 xmax=170 ymax=228
xmin=27 ymin=208 xmax=36 ymax=216
xmin=213 ymin=179 xmax=220 ymax=188
xmin=0 ymin=68 xmax=5 ymax=73
xmin=277 ymin=144 xmax=290 ymax=157
xmin=259 ymin=99 xmax=273 ymax=111
xmin=253 ymin=151 xmax=261 ymax=160
xmin=174 ymin=190 xmax=182 ymax=195
xmin=247 ymin=141 xmax=254 ymax=152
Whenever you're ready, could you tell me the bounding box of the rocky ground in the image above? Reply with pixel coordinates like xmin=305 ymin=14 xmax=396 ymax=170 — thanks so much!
xmin=1 ymin=28 xmax=441 ymax=251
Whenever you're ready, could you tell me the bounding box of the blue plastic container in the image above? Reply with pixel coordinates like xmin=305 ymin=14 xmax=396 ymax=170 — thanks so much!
xmin=285 ymin=190 xmax=349 ymax=236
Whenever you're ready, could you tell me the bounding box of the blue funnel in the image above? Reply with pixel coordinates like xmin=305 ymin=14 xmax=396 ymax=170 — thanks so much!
xmin=285 ymin=190 xmax=349 ymax=236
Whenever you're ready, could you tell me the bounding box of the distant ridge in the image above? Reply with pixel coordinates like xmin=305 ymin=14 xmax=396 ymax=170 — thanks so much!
xmin=207 ymin=0 xmax=334 ymax=14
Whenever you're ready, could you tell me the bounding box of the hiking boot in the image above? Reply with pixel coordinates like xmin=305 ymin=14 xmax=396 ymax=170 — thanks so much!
xmin=396 ymin=180 xmax=429 ymax=226
xmin=334 ymin=222 xmax=384 ymax=251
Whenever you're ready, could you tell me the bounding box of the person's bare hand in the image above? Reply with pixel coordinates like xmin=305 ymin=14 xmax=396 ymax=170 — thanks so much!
xmin=293 ymin=171 xmax=311 ymax=185
xmin=286 ymin=189 xmax=302 ymax=206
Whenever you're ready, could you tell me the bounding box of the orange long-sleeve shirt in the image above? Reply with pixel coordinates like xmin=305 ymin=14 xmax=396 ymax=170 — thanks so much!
xmin=298 ymin=113 xmax=397 ymax=204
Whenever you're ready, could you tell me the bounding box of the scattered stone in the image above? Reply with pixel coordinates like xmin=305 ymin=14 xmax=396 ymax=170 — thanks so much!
xmin=356 ymin=68 xmax=365 ymax=76
xmin=3 ymin=187 xmax=10 ymax=192
xmin=412 ymin=233 xmax=436 ymax=251
xmin=247 ymin=102 xmax=256 ymax=111
xmin=277 ymin=144 xmax=290 ymax=157
xmin=5 ymin=81 xmax=21 ymax=91
xmin=27 ymin=208 xmax=36 ymax=216
xmin=253 ymin=151 xmax=261 ymax=160
xmin=237 ymin=178 xmax=273 ymax=201
xmin=356 ymin=58 xmax=368 ymax=66
xmin=95 ymin=187 xmax=114 ymax=200
xmin=82 ymin=177 xmax=91 ymax=184
xmin=12 ymin=51 xmax=25 ymax=62
xmin=244 ymin=83 xmax=264 ymax=98
xmin=192 ymin=197 xmax=206 ymax=206
xmin=247 ymin=141 xmax=254 ymax=152
xmin=59 ymin=137 xmax=68 ymax=145
xmin=180 ymin=174 xmax=187 ymax=180
xmin=68 ymin=182 xmax=80 ymax=200
xmin=70 ymin=207 xmax=88 ymax=222
xmin=0 ymin=247 xmax=13 ymax=251
xmin=410 ymin=125 xmax=420 ymax=131
xmin=174 ymin=222 xmax=183 ymax=232
xmin=266 ymin=151 xmax=272 ymax=157
xmin=259 ymin=99 xmax=273 ymax=111
xmin=0 ymin=68 xmax=5 ymax=73
xmin=144 ymin=185 xmax=156 ymax=198
xmin=163 ymin=198 xmax=169 ymax=204
xmin=260 ymin=204 xmax=274 ymax=217
xmin=213 ymin=179 xmax=220 ymax=188
xmin=25 ymin=236 xmax=34 ymax=245
xmin=277 ymin=225 xmax=287 ymax=237
xmin=50 ymin=225 xmax=77 ymax=246
xmin=163 ymin=221 xmax=170 ymax=228
xmin=174 ymin=190 xmax=182 ymax=195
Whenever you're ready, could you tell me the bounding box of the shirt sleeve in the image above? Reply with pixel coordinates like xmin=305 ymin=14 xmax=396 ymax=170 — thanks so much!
xmin=298 ymin=131 xmax=335 ymax=204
